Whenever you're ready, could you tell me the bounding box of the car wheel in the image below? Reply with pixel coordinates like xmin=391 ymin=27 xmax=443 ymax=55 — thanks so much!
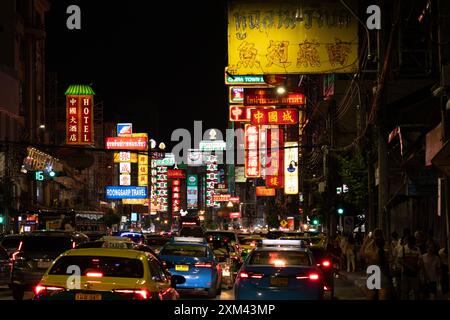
xmin=207 ymin=284 xmax=217 ymax=299
xmin=11 ymin=285 xmax=24 ymax=301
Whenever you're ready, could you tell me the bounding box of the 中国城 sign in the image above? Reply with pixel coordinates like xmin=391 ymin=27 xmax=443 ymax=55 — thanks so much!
xmin=227 ymin=0 xmax=359 ymax=75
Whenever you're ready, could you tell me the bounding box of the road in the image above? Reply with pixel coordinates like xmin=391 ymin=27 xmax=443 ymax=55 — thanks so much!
xmin=0 ymin=273 xmax=366 ymax=300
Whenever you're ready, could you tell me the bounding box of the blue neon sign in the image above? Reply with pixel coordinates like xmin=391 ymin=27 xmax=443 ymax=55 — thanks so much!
xmin=105 ymin=186 xmax=148 ymax=199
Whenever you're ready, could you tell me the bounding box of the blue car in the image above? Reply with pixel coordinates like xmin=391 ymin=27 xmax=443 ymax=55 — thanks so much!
xmin=159 ymin=237 xmax=222 ymax=298
xmin=234 ymin=239 xmax=324 ymax=300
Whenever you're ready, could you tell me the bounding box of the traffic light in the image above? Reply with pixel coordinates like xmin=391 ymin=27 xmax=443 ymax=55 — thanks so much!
xmin=0 ymin=215 xmax=4 ymax=224
xmin=337 ymin=208 xmax=344 ymax=215
xmin=312 ymin=218 xmax=319 ymax=226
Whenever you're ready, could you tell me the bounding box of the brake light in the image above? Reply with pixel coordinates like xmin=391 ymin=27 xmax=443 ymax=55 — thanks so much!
xmin=250 ymin=242 xmax=256 ymax=247
xmin=72 ymin=241 xmax=76 ymax=249
xmin=309 ymin=273 xmax=320 ymax=281
xmin=238 ymin=271 xmax=263 ymax=279
xmin=86 ymin=272 xmax=103 ymax=278
xmin=34 ymin=285 xmax=65 ymax=297
xmin=113 ymin=289 xmax=151 ymax=300
xmin=296 ymin=273 xmax=320 ymax=281
xmin=321 ymin=260 xmax=331 ymax=268
xmin=195 ymin=262 xmax=213 ymax=268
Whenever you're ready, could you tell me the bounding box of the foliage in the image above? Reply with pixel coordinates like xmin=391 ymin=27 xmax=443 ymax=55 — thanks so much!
xmin=336 ymin=152 xmax=368 ymax=212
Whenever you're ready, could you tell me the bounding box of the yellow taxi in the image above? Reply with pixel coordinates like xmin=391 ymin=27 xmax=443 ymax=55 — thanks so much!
xmin=33 ymin=248 xmax=185 ymax=300
xmin=239 ymin=235 xmax=267 ymax=259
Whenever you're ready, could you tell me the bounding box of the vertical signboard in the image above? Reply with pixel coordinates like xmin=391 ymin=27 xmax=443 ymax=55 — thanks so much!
xmin=157 ymin=166 xmax=168 ymax=212
xmin=266 ymin=128 xmax=284 ymax=188
xmin=284 ymin=142 xmax=299 ymax=195
xmin=66 ymin=95 xmax=94 ymax=145
xmin=206 ymin=155 xmax=219 ymax=207
xmin=172 ymin=179 xmax=181 ymax=214
xmin=187 ymin=174 xmax=198 ymax=209
xmin=245 ymin=124 xmax=260 ymax=178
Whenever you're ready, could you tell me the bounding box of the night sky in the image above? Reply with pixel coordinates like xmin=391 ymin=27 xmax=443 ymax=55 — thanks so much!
xmin=45 ymin=0 xmax=228 ymax=147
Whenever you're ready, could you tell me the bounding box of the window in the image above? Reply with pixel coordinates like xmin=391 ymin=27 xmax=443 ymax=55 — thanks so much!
xmin=21 ymin=237 xmax=73 ymax=253
xmin=147 ymin=257 xmax=166 ymax=282
xmin=249 ymin=251 xmax=311 ymax=267
xmin=49 ymin=256 xmax=144 ymax=278
xmin=160 ymin=244 xmax=207 ymax=257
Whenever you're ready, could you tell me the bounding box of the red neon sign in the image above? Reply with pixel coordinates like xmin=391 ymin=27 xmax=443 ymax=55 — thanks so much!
xmin=245 ymin=124 xmax=260 ymax=178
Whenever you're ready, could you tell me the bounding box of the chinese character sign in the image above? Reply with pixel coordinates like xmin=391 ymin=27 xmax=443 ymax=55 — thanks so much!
xmin=156 ymin=166 xmax=168 ymax=212
xmin=172 ymin=180 xmax=181 ymax=214
xmin=284 ymin=142 xmax=299 ymax=195
xmin=245 ymin=124 xmax=260 ymax=178
xmin=206 ymin=155 xmax=219 ymax=207
xmin=266 ymin=128 xmax=284 ymax=189
xmin=66 ymin=95 xmax=94 ymax=145
xmin=251 ymin=108 xmax=298 ymax=125
xmin=227 ymin=0 xmax=359 ymax=74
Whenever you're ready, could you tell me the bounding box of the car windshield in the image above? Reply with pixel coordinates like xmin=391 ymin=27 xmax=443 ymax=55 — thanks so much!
xmin=21 ymin=237 xmax=73 ymax=252
xmin=205 ymin=232 xmax=235 ymax=243
xmin=241 ymin=238 xmax=262 ymax=245
xmin=1 ymin=237 xmax=22 ymax=250
xmin=49 ymin=256 xmax=144 ymax=278
xmin=249 ymin=251 xmax=311 ymax=267
xmin=146 ymin=237 xmax=169 ymax=246
xmin=160 ymin=244 xmax=207 ymax=257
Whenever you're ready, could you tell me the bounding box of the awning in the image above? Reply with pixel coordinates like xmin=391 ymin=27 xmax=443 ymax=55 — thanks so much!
xmin=64 ymin=84 xmax=95 ymax=95
xmin=432 ymin=139 xmax=450 ymax=177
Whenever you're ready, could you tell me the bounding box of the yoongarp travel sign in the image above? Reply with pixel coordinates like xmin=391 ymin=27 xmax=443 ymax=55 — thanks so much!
xmin=227 ymin=0 xmax=359 ymax=74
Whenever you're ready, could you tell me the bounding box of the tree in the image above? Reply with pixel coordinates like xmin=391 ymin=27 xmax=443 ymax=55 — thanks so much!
xmin=336 ymin=152 xmax=368 ymax=213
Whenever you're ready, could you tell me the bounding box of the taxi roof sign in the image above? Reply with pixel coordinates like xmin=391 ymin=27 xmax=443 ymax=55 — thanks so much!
xmin=261 ymin=239 xmax=304 ymax=247
xmin=172 ymin=237 xmax=206 ymax=243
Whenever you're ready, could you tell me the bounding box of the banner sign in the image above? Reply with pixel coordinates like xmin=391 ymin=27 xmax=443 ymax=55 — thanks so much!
xmin=117 ymin=123 xmax=132 ymax=136
xmin=106 ymin=186 xmax=148 ymax=199
xmin=199 ymin=140 xmax=227 ymax=151
xmin=284 ymin=141 xmax=299 ymax=195
xmin=154 ymin=153 xmax=175 ymax=166
xmin=122 ymin=199 xmax=148 ymax=205
xmin=120 ymin=162 xmax=131 ymax=174
xmin=212 ymin=194 xmax=232 ymax=202
xmin=168 ymin=169 xmax=186 ymax=179
xmin=227 ymin=0 xmax=359 ymax=75
xmin=66 ymin=95 xmax=94 ymax=145
xmin=251 ymin=108 xmax=298 ymax=125
xmin=187 ymin=174 xmax=198 ymax=209
xmin=156 ymin=166 xmax=168 ymax=212
xmin=230 ymin=196 xmax=240 ymax=203
xmin=266 ymin=128 xmax=284 ymax=188
xmin=106 ymin=137 xmax=148 ymax=150
xmin=256 ymin=186 xmax=276 ymax=196
xmin=244 ymin=88 xmax=305 ymax=106
xmin=225 ymin=69 xmax=265 ymax=85
xmin=245 ymin=124 xmax=260 ymax=178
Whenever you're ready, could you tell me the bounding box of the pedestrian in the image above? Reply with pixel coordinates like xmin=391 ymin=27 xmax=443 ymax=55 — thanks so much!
xmin=438 ymin=242 xmax=449 ymax=298
xmin=345 ymin=235 xmax=356 ymax=272
xmin=390 ymin=231 xmax=401 ymax=299
xmin=415 ymin=231 xmax=427 ymax=255
xmin=362 ymin=229 xmax=392 ymax=300
xmin=398 ymin=235 xmax=421 ymax=300
xmin=419 ymin=242 xmax=441 ymax=300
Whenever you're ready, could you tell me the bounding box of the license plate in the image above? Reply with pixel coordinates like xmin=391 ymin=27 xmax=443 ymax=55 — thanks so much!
xmin=75 ymin=293 xmax=102 ymax=300
xmin=37 ymin=261 xmax=52 ymax=269
xmin=270 ymin=277 xmax=288 ymax=287
xmin=175 ymin=265 xmax=189 ymax=272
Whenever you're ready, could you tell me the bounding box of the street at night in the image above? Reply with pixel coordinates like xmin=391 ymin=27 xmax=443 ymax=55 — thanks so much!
xmin=1 ymin=0 xmax=450 ymax=313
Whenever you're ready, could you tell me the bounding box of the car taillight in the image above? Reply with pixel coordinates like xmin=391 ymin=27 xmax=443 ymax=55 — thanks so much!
xmin=195 ymin=262 xmax=213 ymax=268
xmin=113 ymin=289 xmax=152 ymax=300
xmin=296 ymin=273 xmax=320 ymax=281
xmin=86 ymin=272 xmax=103 ymax=278
xmin=238 ymin=271 xmax=263 ymax=279
xmin=321 ymin=260 xmax=331 ymax=268
xmin=34 ymin=285 xmax=65 ymax=297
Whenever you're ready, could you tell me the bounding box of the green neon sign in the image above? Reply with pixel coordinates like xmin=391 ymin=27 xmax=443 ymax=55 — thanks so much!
xmin=225 ymin=74 xmax=265 ymax=85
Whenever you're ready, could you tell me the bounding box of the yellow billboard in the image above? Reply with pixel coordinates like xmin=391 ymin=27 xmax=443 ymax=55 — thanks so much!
xmin=114 ymin=152 xmax=138 ymax=163
xmin=227 ymin=0 xmax=359 ymax=74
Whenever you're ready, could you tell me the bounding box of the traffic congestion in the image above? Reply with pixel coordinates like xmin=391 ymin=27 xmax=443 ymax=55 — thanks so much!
xmin=0 ymin=216 xmax=342 ymax=301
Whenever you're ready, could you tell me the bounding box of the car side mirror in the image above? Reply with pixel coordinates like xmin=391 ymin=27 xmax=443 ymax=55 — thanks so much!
xmin=171 ymin=275 xmax=186 ymax=288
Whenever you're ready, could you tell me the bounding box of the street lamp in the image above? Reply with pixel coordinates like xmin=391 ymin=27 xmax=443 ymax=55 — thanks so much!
xmin=276 ymin=86 xmax=286 ymax=95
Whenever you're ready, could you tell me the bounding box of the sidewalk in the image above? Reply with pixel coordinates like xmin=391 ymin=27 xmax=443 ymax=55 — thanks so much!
xmin=334 ymin=270 xmax=368 ymax=300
